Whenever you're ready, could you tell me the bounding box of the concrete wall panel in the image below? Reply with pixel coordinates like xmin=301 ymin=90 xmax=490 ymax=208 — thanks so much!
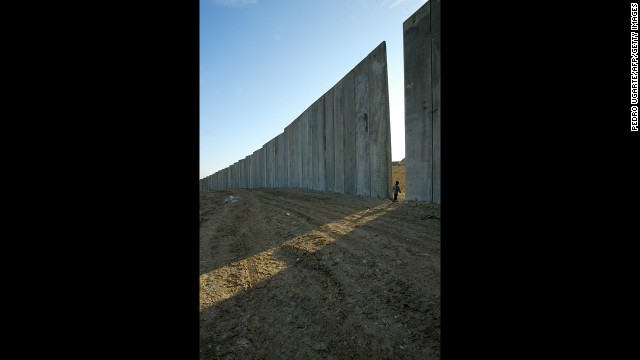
xmin=259 ymin=148 xmax=262 ymax=188
xmin=354 ymin=60 xmax=371 ymax=197
xmin=235 ymin=163 xmax=238 ymax=188
xmin=244 ymin=158 xmax=248 ymax=188
xmin=252 ymin=151 xmax=260 ymax=188
xmin=261 ymin=144 xmax=267 ymax=188
xmin=265 ymin=140 xmax=274 ymax=188
xmin=275 ymin=134 xmax=284 ymax=188
xmin=311 ymin=101 xmax=319 ymax=191
xmin=432 ymin=0 xmax=441 ymax=204
xmin=255 ymin=150 xmax=260 ymax=188
xmin=343 ymin=70 xmax=356 ymax=195
xmin=306 ymin=108 xmax=314 ymax=190
xmin=318 ymin=95 xmax=326 ymax=191
xmin=368 ymin=42 xmax=392 ymax=199
xmin=404 ymin=2 xmax=433 ymax=201
xmin=258 ymin=148 xmax=263 ymax=188
xmin=245 ymin=155 xmax=251 ymax=188
xmin=333 ymin=82 xmax=345 ymax=193
xmin=285 ymin=123 xmax=294 ymax=188
xmin=432 ymin=108 xmax=441 ymax=203
xmin=271 ymin=137 xmax=275 ymax=188
xmin=237 ymin=160 xmax=241 ymax=189
xmin=298 ymin=117 xmax=304 ymax=188
xmin=302 ymin=109 xmax=312 ymax=189
xmin=263 ymin=146 xmax=267 ymax=188
xmin=228 ymin=164 xmax=234 ymax=189
xmin=324 ymin=88 xmax=335 ymax=192
xmin=230 ymin=164 xmax=235 ymax=189
xmin=295 ymin=117 xmax=303 ymax=188
xmin=281 ymin=133 xmax=287 ymax=188
xmin=272 ymin=137 xmax=278 ymax=188
xmin=253 ymin=151 xmax=258 ymax=188
xmin=402 ymin=0 xmax=440 ymax=203
xmin=312 ymin=96 xmax=326 ymax=191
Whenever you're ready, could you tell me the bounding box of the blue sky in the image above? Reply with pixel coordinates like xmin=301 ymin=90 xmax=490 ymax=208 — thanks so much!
xmin=200 ymin=0 xmax=428 ymax=179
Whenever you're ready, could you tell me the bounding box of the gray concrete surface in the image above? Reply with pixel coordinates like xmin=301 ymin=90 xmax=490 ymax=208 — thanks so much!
xmin=343 ymin=70 xmax=356 ymax=195
xmin=285 ymin=122 xmax=294 ymax=188
xmin=333 ymin=81 xmax=345 ymax=194
xmin=355 ymin=59 xmax=371 ymax=197
xmin=368 ymin=42 xmax=392 ymax=199
xmin=303 ymin=107 xmax=312 ymax=190
xmin=403 ymin=0 xmax=440 ymax=203
xmin=275 ymin=133 xmax=285 ymax=188
xmin=324 ymin=88 xmax=335 ymax=192
xmin=431 ymin=0 xmax=441 ymax=204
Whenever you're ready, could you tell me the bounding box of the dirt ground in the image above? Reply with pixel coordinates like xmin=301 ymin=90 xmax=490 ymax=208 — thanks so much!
xmin=200 ymin=166 xmax=440 ymax=359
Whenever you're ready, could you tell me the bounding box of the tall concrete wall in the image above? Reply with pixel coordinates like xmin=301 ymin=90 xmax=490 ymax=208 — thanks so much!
xmin=403 ymin=0 xmax=440 ymax=204
xmin=200 ymin=42 xmax=392 ymax=199
xmin=369 ymin=45 xmax=393 ymax=199
xmin=343 ymin=70 xmax=357 ymax=195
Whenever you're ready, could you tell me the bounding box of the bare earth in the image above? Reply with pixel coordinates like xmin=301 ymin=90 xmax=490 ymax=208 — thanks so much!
xmin=200 ymin=166 xmax=440 ymax=359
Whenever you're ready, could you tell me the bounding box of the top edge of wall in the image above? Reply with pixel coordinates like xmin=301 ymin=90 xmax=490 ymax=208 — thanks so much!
xmin=403 ymin=0 xmax=431 ymax=30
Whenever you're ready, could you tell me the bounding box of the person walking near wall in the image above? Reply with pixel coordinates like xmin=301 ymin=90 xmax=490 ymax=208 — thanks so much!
xmin=393 ymin=181 xmax=401 ymax=202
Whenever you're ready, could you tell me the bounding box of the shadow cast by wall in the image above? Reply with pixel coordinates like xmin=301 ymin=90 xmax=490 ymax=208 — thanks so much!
xmin=200 ymin=195 xmax=441 ymax=360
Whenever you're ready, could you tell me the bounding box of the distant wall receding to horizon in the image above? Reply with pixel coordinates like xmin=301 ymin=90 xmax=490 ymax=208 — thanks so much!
xmin=201 ymin=41 xmax=392 ymax=199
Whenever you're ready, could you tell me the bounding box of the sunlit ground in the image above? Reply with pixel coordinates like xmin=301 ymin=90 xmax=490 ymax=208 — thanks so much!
xmin=199 ymin=202 xmax=396 ymax=312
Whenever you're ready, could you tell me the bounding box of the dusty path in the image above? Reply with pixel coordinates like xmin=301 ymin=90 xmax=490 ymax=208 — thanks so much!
xmin=200 ymin=188 xmax=440 ymax=359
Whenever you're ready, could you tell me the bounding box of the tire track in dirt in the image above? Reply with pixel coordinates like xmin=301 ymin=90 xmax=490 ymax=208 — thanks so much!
xmin=264 ymin=189 xmax=440 ymax=357
xmin=200 ymin=189 xmax=288 ymax=314
xmin=200 ymin=190 xmax=254 ymax=273
xmin=200 ymin=188 xmax=441 ymax=359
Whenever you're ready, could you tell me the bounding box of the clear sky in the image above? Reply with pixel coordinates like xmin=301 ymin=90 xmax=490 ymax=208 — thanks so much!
xmin=200 ymin=0 xmax=428 ymax=179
